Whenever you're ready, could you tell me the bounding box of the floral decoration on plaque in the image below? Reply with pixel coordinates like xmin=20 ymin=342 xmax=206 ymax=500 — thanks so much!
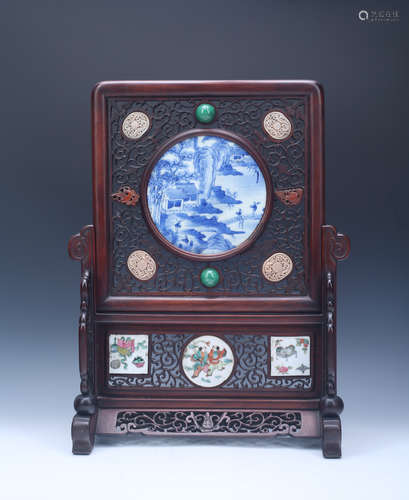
xmin=127 ymin=250 xmax=156 ymax=281
xmin=182 ymin=335 xmax=234 ymax=387
xmin=109 ymin=334 xmax=149 ymax=374
xmin=270 ymin=336 xmax=310 ymax=376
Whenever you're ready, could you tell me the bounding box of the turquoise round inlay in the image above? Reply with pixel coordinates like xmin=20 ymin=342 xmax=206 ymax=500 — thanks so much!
xmin=200 ymin=268 xmax=220 ymax=288
xmin=195 ymin=103 xmax=216 ymax=123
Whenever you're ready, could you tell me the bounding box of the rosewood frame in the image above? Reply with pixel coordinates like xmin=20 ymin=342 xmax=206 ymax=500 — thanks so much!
xmin=92 ymin=80 xmax=324 ymax=313
xmin=69 ymin=81 xmax=350 ymax=458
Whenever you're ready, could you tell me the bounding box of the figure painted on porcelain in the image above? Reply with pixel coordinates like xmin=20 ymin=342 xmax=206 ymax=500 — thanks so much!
xmin=182 ymin=335 xmax=234 ymax=387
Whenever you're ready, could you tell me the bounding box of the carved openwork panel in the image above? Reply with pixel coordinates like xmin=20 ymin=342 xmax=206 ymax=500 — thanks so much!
xmin=108 ymin=96 xmax=307 ymax=297
xmin=115 ymin=410 xmax=302 ymax=435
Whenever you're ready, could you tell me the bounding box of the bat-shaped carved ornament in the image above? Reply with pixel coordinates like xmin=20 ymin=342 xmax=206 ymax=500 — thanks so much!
xmin=111 ymin=186 xmax=140 ymax=206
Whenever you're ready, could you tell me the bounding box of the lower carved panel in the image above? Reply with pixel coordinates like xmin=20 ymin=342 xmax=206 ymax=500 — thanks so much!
xmin=115 ymin=410 xmax=302 ymax=435
xmin=107 ymin=334 xmax=312 ymax=391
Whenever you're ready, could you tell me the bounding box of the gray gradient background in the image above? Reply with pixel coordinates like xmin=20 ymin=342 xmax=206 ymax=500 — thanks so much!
xmin=0 ymin=1 xmax=408 ymax=499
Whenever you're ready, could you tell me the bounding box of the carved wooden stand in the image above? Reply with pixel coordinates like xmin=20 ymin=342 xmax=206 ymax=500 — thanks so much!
xmin=68 ymin=81 xmax=350 ymax=457
xmin=68 ymin=224 xmax=349 ymax=456
xmin=68 ymin=226 xmax=97 ymax=455
xmin=321 ymin=225 xmax=350 ymax=458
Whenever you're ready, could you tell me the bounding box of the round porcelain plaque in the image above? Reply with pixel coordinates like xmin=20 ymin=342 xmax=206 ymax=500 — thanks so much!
xmin=182 ymin=335 xmax=234 ymax=387
xmin=122 ymin=111 xmax=150 ymax=140
xmin=146 ymin=134 xmax=267 ymax=257
xmin=262 ymin=252 xmax=293 ymax=282
xmin=127 ymin=250 xmax=156 ymax=281
xmin=263 ymin=111 xmax=292 ymax=141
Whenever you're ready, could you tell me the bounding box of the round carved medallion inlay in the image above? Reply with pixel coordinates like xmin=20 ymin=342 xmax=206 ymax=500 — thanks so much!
xmin=127 ymin=250 xmax=156 ymax=281
xmin=122 ymin=111 xmax=150 ymax=140
xmin=262 ymin=252 xmax=293 ymax=282
xmin=263 ymin=111 xmax=292 ymax=141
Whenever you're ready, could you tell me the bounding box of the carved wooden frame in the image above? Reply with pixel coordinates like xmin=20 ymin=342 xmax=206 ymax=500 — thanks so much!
xmin=92 ymin=81 xmax=324 ymax=313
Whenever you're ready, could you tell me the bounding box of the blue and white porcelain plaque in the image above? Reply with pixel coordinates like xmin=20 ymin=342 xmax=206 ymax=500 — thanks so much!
xmin=147 ymin=135 xmax=267 ymax=256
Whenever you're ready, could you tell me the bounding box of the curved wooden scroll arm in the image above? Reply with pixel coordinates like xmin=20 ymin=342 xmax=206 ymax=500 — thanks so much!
xmin=321 ymin=225 xmax=350 ymax=458
xmin=68 ymin=225 xmax=97 ymax=454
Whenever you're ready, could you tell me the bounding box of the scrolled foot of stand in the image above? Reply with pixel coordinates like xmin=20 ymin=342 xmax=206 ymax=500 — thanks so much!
xmin=320 ymin=394 xmax=343 ymax=458
xmin=71 ymin=394 xmax=97 ymax=455
xmin=72 ymin=413 xmax=97 ymax=455
xmin=322 ymin=416 xmax=342 ymax=458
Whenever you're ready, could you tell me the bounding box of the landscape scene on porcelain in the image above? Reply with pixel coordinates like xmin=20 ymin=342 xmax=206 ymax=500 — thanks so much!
xmin=147 ymin=135 xmax=267 ymax=255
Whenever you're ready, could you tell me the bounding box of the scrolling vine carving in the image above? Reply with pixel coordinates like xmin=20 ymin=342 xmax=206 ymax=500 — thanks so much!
xmin=115 ymin=410 xmax=302 ymax=435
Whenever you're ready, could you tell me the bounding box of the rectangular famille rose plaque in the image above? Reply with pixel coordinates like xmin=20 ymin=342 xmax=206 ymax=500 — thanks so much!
xmin=270 ymin=336 xmax=311 ymax=377
xmin=109 ymin=334 xmax=149 ymax=375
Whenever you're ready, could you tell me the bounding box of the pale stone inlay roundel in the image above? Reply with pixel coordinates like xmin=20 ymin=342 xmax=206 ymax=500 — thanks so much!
xmin=127 ymin=250 xmax=156 ymax=281
xmin=262 ymin=252 xmax=293 ymax=282
xmin=122 ymin=111 xmax=150 ymax=140
xmin=263 ymin=111 xmax=292 ymax=140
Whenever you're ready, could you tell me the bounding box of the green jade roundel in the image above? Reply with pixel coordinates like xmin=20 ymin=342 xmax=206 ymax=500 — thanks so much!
xmin=195 ymin=103 xmax=216 ymax=123
xmin=200 ymin=267 xmax=220 ymax=287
